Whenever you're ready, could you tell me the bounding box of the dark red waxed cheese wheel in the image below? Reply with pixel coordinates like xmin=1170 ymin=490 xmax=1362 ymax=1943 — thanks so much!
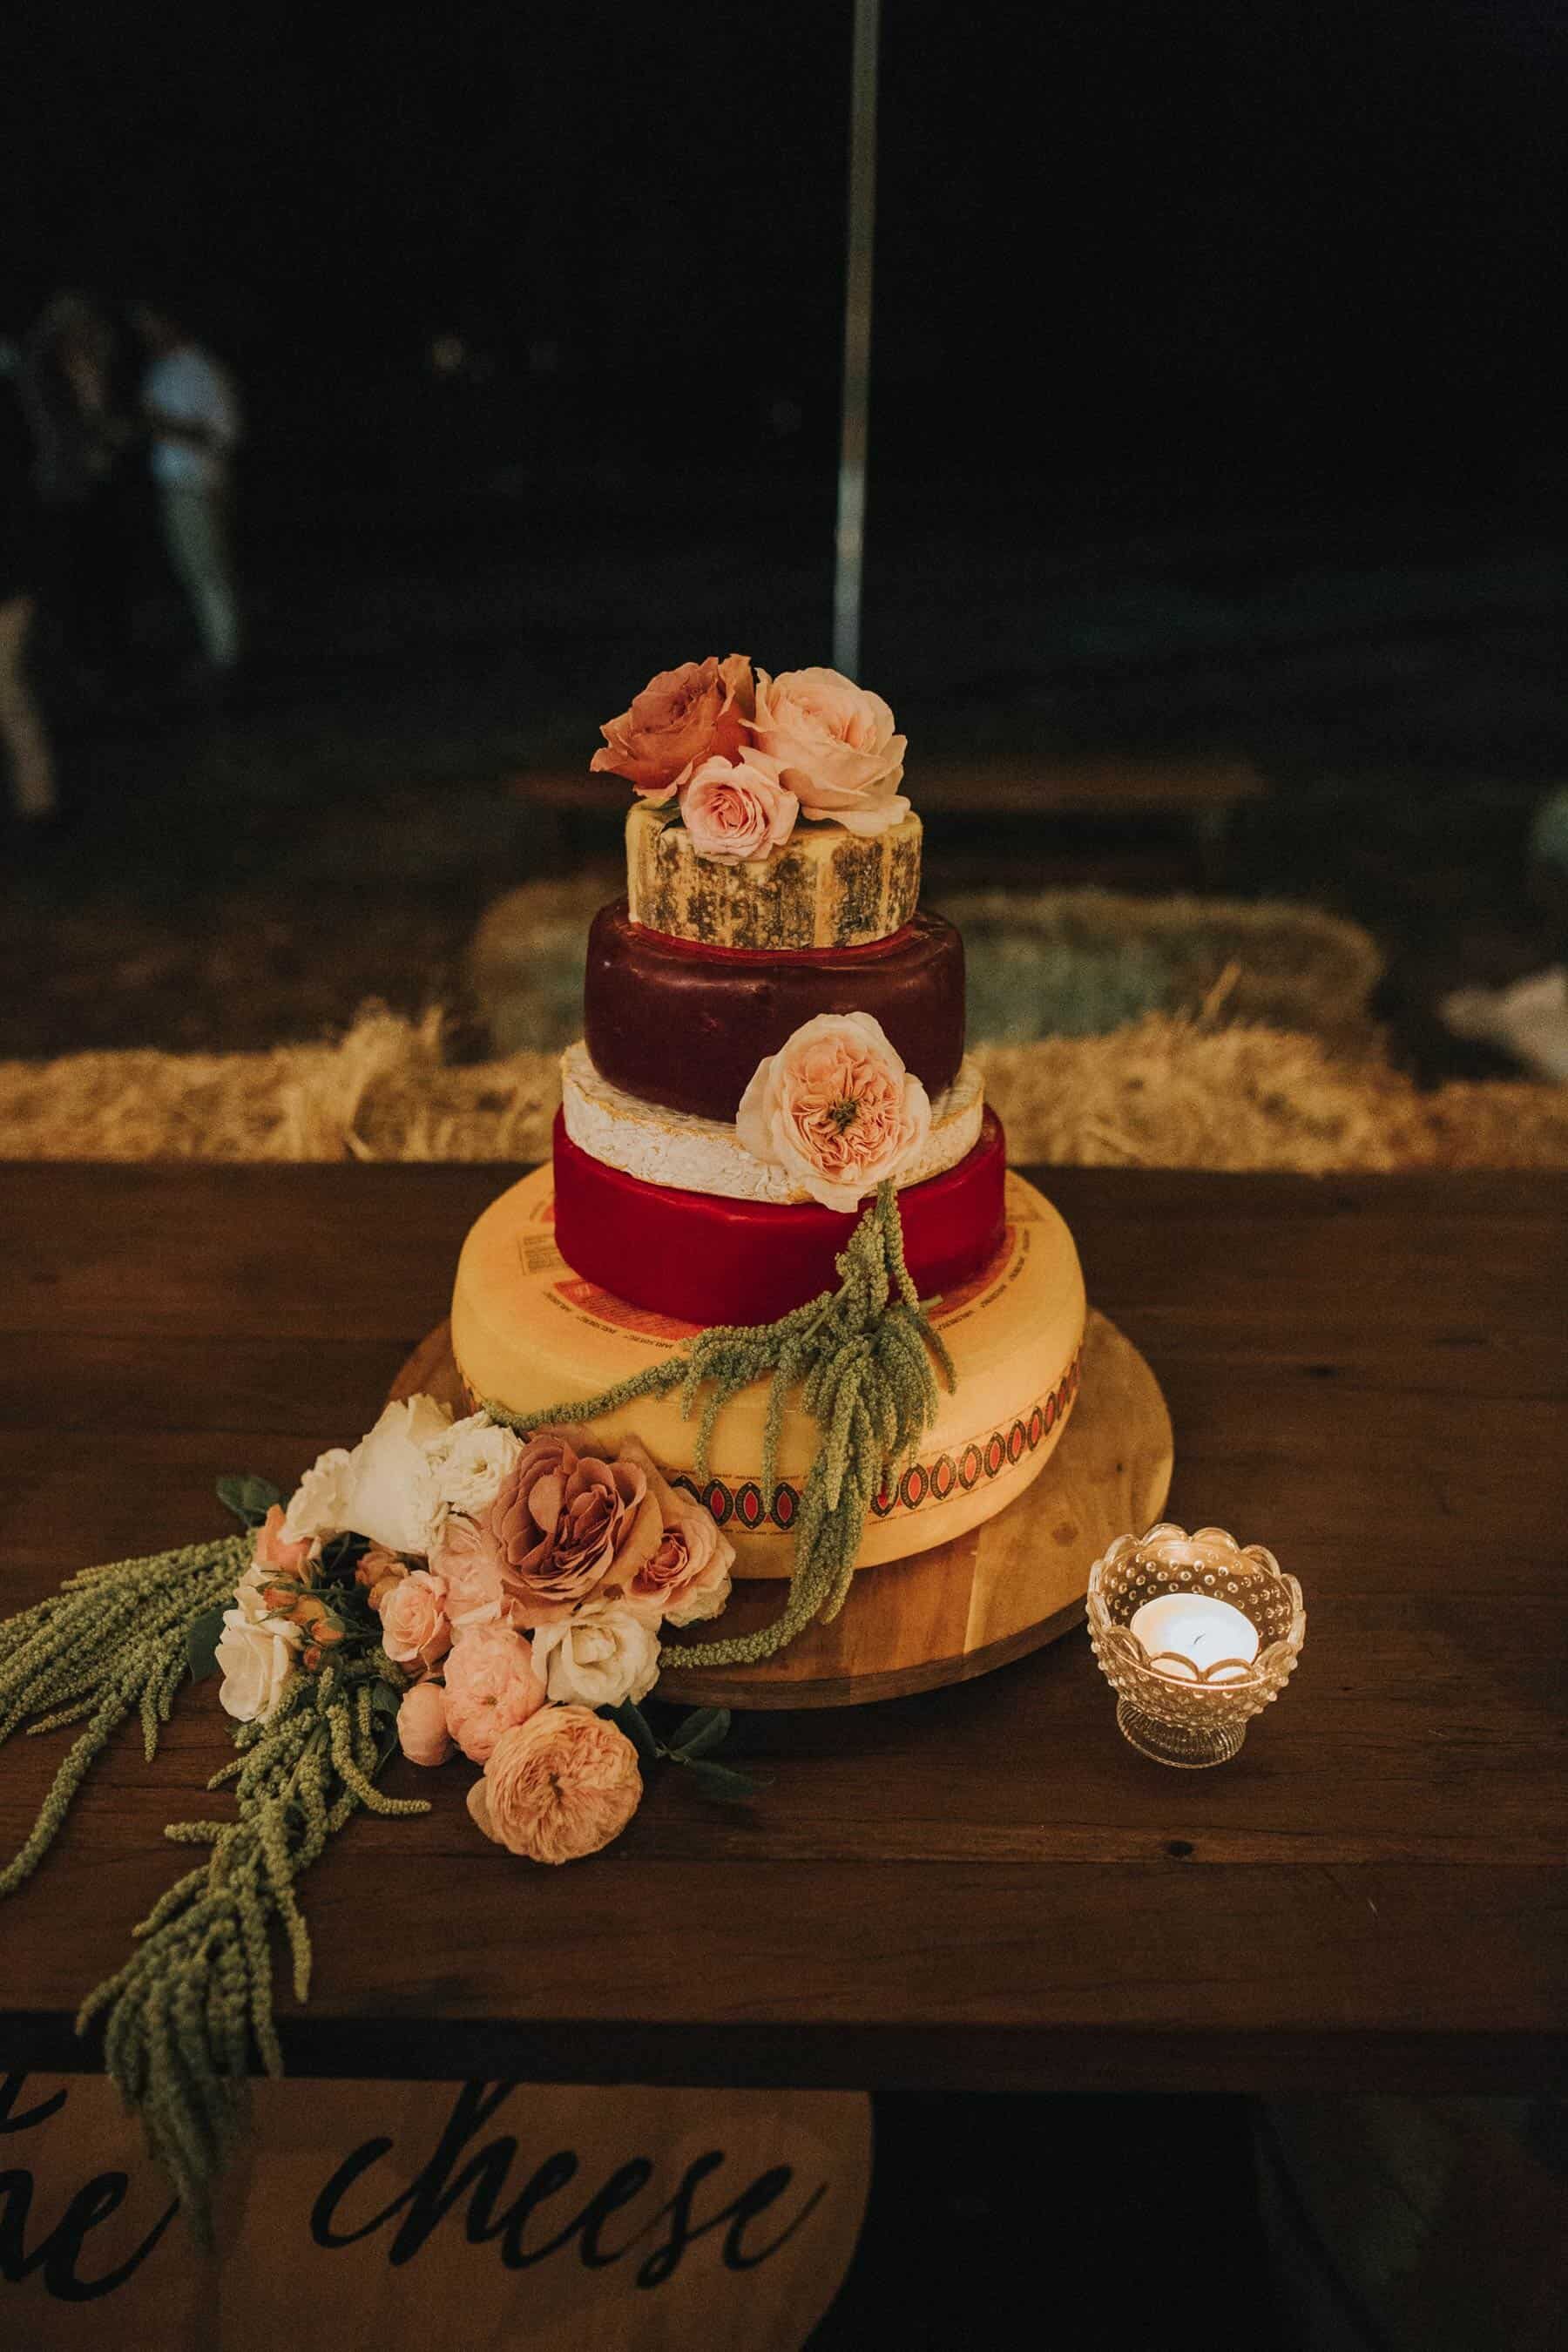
xmin=551 ymin=1106 xmax=1008 ymax=1327
xmin=583 ymin=899 xmax=966 ymax=1122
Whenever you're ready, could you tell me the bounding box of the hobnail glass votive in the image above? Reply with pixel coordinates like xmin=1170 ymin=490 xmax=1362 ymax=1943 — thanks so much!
xmin=1086 ymin=1523 xmax=1306 ymax=1768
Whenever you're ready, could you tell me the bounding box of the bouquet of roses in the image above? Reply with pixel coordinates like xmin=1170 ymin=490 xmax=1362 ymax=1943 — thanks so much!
xmin=209 ymin=1396 xmax=754 ymax=1866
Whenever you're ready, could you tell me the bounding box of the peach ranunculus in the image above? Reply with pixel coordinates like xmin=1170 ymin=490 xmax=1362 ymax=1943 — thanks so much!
xmin=378 ymin=1568 xmax=452 ymax=1674
xmin=430 ymin=1511 xmax=506 ymax=1632
xmin=467 ymin=1706 xmax=643 ymax=1864
xmin=442 ymin=1623 xmax=548 ymax=1762
xmin=746 ymin=666 xmax=909 ymax=835
xmin=253 ymin=1504 xmax=315 ymax=1579
xmin=590 ymin=654 xmax=755 ymax=805
xmin=486 ymin=1429 xmax=663 ymax=1626
xmin=735 ymin=1010 xmax=932 ymax=1213
xmin=679 ymin=751 xmax=799 ymax=864
xmin=611 ymin=1437 xmax=734 ymax=1627
xmin=396 ymin=1679 xmax=453 ymax=1767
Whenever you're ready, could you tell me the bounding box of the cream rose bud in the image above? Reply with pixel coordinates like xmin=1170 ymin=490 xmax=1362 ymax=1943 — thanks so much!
xmin=283 ymin=1394 xmax=453 ymax=1556
xmin=531 ymin=1608 xmax=661 ymax=1710
xmin=215 ymin=1608 xmax=301 ymax=1725
xmin=680 ymin=752 xmax=799 ymax=864
xmin=747 ymin=666 xmax=909 ymax=835
xmin=736 ymin=1010 xmax=932 ymax=1213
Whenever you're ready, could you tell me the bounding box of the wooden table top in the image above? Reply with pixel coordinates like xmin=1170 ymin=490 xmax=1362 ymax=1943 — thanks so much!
xmin=2 ymin=1161 xmax=1564 ymax=2095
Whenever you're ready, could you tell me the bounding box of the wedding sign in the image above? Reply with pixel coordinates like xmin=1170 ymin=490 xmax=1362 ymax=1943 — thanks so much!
xmin=0 ymin=2072 xmax=870 ymax=2351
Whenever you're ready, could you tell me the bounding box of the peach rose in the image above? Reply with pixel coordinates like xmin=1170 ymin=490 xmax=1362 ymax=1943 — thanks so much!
xmin=680 ymin=751 xmax=798 ymax=863
xmin=736 ymin=1010 xmax=932 ymax=1213
xmin=379 ymin=1568 xmax=451 ymax=1673
xmin=590 ymin=653 xmax=755 ymax=804
xmin=396 ymin=1679 xmax=453 ymax=1767
xmin=467 ymin=1705 xmax=642 ymax=1864
xmin=747 ymin=666 xmax=909 ymax=835
xmin=430 ymin=1511 xmax=506 ymax=1631
xmin=443 ymin=1623 xmax=548 ymax=1762
xmin=253 ymin=1504 xmax=314 ymax=1578
xmin=612 ymin=1436 xmax=735 ymax=1627
xmin=487 ymin=1429 xmax=662 ymax=1625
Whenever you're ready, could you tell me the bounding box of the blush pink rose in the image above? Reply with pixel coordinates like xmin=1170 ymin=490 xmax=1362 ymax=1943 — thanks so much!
xmin=467 ymin=1705 xmax=643 ymax=1864
xmin=747 ymin=666 xmax=909 ymax=835
xmin=442 ymin=1623 xmax=548 ymax=1762
xmin=430 ymin=1511 xmax=507 ymax=1630
xmin=487 ymin=1429 xmax=663 ymax=1625
xmin=379 ymin=1568 xmax=452 ymax=1673
xmin=736 ymin=1010 xmax=932 ymax=1213
xmin=612 ymin=1436 xmax=735 ymax=1627
xmin=396 ymin=1679 xmax=453 ymax=1767
xmin=590 ymin=653 xmax=755 ymax=804
xmin=679 ymin=751 xmax=799 ymax=863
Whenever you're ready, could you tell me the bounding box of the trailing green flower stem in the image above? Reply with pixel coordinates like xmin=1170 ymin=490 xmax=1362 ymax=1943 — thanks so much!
xmin=0 ymin=1535 xmax=252 ymax=1900
xmin=76 ymin=1654 xmax=426 ymax=2247
xmin=483 ymin=1181 xmax=956 ymax=1669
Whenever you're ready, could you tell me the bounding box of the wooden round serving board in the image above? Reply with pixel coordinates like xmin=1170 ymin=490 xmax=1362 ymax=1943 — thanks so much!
xmin=389 ymin=1307 xmax=1173 ymax=1710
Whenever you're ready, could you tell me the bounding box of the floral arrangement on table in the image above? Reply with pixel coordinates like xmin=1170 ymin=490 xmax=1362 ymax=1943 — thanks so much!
xmin=0 ymin=1182 xmax=952 ymax=2239
xmin=217 ymin=1398 xmax=752 ymax=1867
xmin=591 ymin=652 xmax=910 ymax=853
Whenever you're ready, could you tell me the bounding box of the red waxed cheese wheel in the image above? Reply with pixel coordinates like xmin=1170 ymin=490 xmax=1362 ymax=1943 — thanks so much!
xmin=583 ymin=899 xmax=966 ymax=1122
xmin=552 ymin=1107 xmax=1008 ymax=1327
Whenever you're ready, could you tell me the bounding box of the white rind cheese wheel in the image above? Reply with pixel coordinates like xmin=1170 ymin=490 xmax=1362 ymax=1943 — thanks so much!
xmin=625 ymin=802 xmax=923 ymax=948
xmin=450 ymin=1162 xmax=1087 ymax=1577
xmin=561 ymin=1040 xmax=985 ymax=1202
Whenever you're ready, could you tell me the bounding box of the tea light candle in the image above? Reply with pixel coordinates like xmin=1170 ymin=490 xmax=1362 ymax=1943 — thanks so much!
xmin=1127 ymin=1593 xmax=1260 ymax=1682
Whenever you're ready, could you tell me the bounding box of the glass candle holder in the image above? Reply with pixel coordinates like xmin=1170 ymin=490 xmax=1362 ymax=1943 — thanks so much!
xmin=1086 ymin=1523 xmax=1305 ymax=1768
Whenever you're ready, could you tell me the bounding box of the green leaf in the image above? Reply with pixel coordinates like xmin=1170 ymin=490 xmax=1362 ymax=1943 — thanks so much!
xmin=676 ymin=1755 xmax=772 ymax=1805
xmin=604 ymin=1700 xmax=660 ymax=1771
xmin=666 ymin=1706 xmax=733 ymax=1761
xmin=215 ymin=1474 xmax=284 ymax=1531
xmin=186 ymin=1604 xmax=230 ymax=1684
xmin=367 ymin=1679 xmax=402 ymax=1773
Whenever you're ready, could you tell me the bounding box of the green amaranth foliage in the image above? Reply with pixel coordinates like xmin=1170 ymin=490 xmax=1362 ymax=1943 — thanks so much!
xmin=0 ymin=1534 xmax=252 ymax=1900
xmin=78 ymin=1655 xmax=425 ymax=2246
xmin=482 ymin=1179 xmax=956 ymax=1667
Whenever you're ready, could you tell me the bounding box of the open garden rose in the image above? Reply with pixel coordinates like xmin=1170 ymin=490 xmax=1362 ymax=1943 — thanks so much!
xmin=283 ymin=1394 xmax=453 ymax=1556
xmin=530 ymin=1606 xmax=660 ymax=1709
xmin=487 ymin=1429 xmax=663 ymax=1625
xmin=612 ymin=1436 xmax=734 ymax=1625
xmin=378 ymin=1567 xmax=452 ymax=1673
xmin=442 ymin=1622 xmax=548 ymax=1762
xmin=467 ymin=1705 xmax=643 ymax=1864
xmin=215 ymin=1608 xmax=301 ymax=1726
xmin=396 ymin=1679 xmax=453 ymax=1767
xmin=591 ymin=653 xmax=755 ymax=803
xmin=680 ymin=751 xmax=799 ymax=863
xmin=428 ymin=1412 xmax=522 ymax=1517
xmin=747 ymin=666 xmax=909 ymax=835
xmin=736 ymin=1010 xmax=932 ymax=1212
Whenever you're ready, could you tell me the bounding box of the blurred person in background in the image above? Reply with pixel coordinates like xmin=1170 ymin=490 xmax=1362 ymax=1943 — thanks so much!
xmin=134 ymin=298 xmax=241 ymax=691
xmin=18 ymin=289 xmax=133 ymax=706
xmin=0 ymin=342 xmax=58 ymax=827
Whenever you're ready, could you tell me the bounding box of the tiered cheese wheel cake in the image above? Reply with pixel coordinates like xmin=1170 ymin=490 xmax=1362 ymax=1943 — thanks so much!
xmin=451 ymin=658 xmax=1086 ymax=1585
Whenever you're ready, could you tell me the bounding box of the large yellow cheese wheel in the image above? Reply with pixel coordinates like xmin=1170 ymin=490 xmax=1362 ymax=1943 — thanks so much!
xmin=450 ymin=1164 xmax=1086 ymax=1576
xmin=625 ymin=802 xmax=922 ymax=947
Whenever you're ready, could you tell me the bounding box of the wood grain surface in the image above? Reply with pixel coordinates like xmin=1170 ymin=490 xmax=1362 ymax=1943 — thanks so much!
xmin=389 ymin=1308 xmax=1173 ymax=1707
xmin=2 ymin=1163 xmax=1565 ymax=2094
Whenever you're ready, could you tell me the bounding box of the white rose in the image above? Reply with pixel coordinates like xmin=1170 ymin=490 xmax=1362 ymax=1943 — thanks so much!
xmin=283 ymin=1395 xmax=454 ymax=1554
xmin=531 ymin=1609 xmax=660 ymax=1711
xmin=233 ymin=1558 xmax=274 ymax=1625
xmin=215 ymin=1608 xmax=301 ymax=1724
xmin=747 ymin=666 xmax=909 ymax=835
xmin=427 ymin=1412 xmax=523 ymax=1518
